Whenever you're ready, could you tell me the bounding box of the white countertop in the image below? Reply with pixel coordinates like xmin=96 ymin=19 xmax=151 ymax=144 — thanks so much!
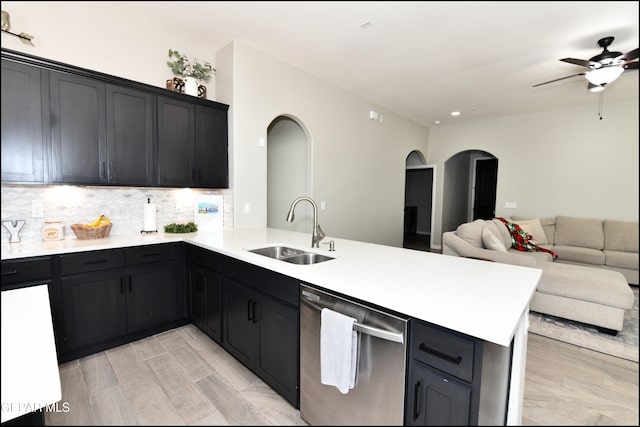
xmin=1 ymin=228 xmax=542 ymax=347
xmin=1 ymin=285 xmax=62 ymax=422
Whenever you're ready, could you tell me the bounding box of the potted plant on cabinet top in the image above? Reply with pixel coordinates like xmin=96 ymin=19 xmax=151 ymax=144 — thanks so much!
xmin=166 ymin=49 xmax=215 ymax=96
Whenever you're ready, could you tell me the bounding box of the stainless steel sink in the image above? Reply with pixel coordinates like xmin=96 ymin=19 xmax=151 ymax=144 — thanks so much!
xmin=248 ymin=246 xmax=305 ymax=259
xmin=281 ymin=253 xmax=335 ymax=265
xmin=247 ymin=245 xmax=335 ymax=265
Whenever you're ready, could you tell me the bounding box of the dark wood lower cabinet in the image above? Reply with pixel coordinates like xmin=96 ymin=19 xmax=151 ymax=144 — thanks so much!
xmin=223 ymin=278 xmax=256 ymax=366
xmin=61 ymin=268 xmax=127 ymax=350
xmin=405 ymin=319 xmax=511 ymax=426
xmin=187 ymin=244 xmax=222 ymax=343
xmin=5 ymin=244 xmax=301 ymax=411
xmin=126 ymin=261 xmax=178 ymax=333
xmin=202 ymin=267 xmax=222 ymax=340
xmin=253 ymin=292 xmax=299 ymax=398
xmin=408 ymin=361 xmax=472 ymax=425
xmin=223 ymin=277 xmax=299 ymax=406
xmin=222 ymin=256 xmax=300 ymax=407
xmin=57 ymin=244 xmax=186 ymax=362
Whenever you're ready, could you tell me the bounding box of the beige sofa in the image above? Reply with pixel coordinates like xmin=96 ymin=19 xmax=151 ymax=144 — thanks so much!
xmin=442 ymin=216 xmax=637 ymax=333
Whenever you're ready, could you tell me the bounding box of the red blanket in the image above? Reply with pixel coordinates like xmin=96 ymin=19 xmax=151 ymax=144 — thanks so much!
xmin=497 ymin=217 xmax=558 ymax=260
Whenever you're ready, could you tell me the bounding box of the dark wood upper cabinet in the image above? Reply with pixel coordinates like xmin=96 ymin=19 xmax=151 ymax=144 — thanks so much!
xmin=195 ymin=105 xmax=229 ymax=188
xmin=49 ymin=70 xmax=107 ymax=184
xmin=157 ymin=99 xmax=229 ymax=188
xmin=1 ymin=59 xmax=45 ymax=183
xmin=157 ymin=96 xmax=195 ymax=187
xmin=1 ymin=48 xmax=229 ymax=188
xmin=106 ymin=84 xmax=155 ymax=186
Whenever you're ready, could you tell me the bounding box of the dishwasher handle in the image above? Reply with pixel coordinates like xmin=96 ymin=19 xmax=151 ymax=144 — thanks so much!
xmin=301 ymin=291 xmax=404 ymax=344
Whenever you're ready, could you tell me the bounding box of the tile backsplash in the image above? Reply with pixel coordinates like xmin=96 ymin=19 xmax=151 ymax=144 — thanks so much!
xmin=1 ymin=185 xmax=233 ymax=243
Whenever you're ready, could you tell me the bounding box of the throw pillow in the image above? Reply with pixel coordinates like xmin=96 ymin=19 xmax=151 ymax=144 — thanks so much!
xmin=456 ymin=219 xmax=486 ymax=248
xmin=482 ymin=227 xmax=507 ymax=252
xmin=512 ymin=218 xmax=548 ymax=244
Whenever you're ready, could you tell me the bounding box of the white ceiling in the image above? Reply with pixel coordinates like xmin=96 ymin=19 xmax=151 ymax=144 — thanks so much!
xmin=80 ymin=1 xmax=640 ymax=126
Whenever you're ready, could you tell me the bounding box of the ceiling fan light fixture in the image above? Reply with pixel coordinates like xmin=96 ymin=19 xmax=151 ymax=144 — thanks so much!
xmin=588 ymin=82 xmax=605 ymax=93
xmin=585 ymin=66 xmax=624 ymax=85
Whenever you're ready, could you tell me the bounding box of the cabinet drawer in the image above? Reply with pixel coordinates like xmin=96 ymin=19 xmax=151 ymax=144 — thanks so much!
xmin=186 ymin=244 xmax=221 ymax=272
xmin=1 ymin=257 xmax=52 ymax=286
xmin=411 ymin=321 xmax=475 ymax=382
xmin=125 ymin=243 xmax=176 ymax=266
xmin=60 ymin=249 xmax=124 ymax=275
xmin=222 ymin=256 xmax=299 ymax=307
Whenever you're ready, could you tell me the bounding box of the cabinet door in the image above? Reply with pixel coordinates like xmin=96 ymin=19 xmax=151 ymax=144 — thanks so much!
xmin=194 ymin=105 xmax=228 ymax=188
xmin=61 ymin=269 xmax=126 ymax=351
xmin=188 ymin=263 xmax=205 ymax=330
xmin=203 ymin=267 xmax=222 ymax=342
xmin=408 ymin=362 xmax=471 ymax=426
xmin=50 ymin=71 xmax=106 ymax=184
xmin=223 ymin=278 xmax=256 ymax=367
xmin=126 ymin=261 xmax=178 ymax=333
xmin=106 ymin=84 xmax=155 ymax=185
xmin=1 ymin=59 xmax=45 ymax=183
xmin=255 ymin=294 xmax=299 ymax=406
xmin=157 ymin=96 xmax=194 ymax=187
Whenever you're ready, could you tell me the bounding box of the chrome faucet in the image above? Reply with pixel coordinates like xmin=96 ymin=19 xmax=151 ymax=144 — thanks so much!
xmin=286 ymin=196 xmax=326 ymax=248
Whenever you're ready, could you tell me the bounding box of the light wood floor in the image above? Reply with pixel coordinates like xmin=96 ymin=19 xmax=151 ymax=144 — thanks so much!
xmin=44 ymin=324 xmax=638 ymax=426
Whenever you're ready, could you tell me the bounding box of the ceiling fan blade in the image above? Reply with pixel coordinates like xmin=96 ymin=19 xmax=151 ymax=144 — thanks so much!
xmin=624 ymin=61 xmax=639 ymax=70
xmin=618 ymin=48 xmax=638 ymax=62
xmin=532 ymin=72 xmax=585 ymax=87
xmin=560 ymin=57 xmax=597 ymax=68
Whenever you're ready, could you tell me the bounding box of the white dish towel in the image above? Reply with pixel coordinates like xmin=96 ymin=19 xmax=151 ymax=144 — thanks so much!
xmin=320 ymin=307 xmax=358 ymax=394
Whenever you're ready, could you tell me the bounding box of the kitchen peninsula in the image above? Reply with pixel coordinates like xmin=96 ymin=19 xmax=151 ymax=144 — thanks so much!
xmin=1 ymin=228 xmax=541 ymax=425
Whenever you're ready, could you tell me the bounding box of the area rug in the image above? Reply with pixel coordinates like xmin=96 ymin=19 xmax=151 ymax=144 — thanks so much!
xmin=528 ymin=286 xmax=639 ymax=363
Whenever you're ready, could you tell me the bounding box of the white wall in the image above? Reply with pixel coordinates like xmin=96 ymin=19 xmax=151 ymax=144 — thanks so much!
xmin=0 ymin=2 xmax=219 ymax=94
xmin=1 ymin=3 xmax=430 ymax=248
xmin=266 ymin=117 xmax=310 ymax=233
xmin=3 ymin=2 xmax=636 ymax=250
xmin=428 ymin=97 xmax=639 ymax=246
xmin=223 ymin=42 xmax=429 ymax=246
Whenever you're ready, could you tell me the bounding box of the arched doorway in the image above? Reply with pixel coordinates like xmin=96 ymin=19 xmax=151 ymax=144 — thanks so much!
xmin=403 ymin=150 xmax=435 ymax=251
xmin=441 ymin=150 xmax=498 ymax=234
xmin=266 ymin=115 xmax=312 ymax=233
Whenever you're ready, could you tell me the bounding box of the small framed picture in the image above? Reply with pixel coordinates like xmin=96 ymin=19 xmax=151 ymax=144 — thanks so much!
xmin=194 ymin=195 xmax=223 ymax=233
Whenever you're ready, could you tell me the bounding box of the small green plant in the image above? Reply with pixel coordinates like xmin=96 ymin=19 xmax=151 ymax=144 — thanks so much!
xmin=164 ymin=221 xmax=198 ymax=233
xmin=166 ymin=49 xmax=215 ymax=82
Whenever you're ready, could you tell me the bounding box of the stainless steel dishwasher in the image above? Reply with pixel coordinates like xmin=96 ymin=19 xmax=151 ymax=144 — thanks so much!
xmin=300 ymin=284 xmax=409 ymax=425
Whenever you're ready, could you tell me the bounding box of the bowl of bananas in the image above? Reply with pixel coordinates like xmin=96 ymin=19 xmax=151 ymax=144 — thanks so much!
xmin=71 ymin=215 xmax=113 ymax=240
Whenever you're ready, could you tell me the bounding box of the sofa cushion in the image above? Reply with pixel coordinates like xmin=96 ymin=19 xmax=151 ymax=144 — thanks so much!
xmin=512 ymin=218 xmax=548 ymax=244
xmin=509 ymin=249 xmax=553 ymax=263
xmin=490 ymin=218 xmax=512 ymax=249
xmin=456 ymin=219 xmax=486 ymax=248
xmin=536 ymin=263 xmax=633 ymax=309
xmin=604 ymin=220 xmax=639 ymax=252
xmin=605 ymin=250 xmax=639 ymax=270
xmin=482 ymin=227 xmax=507 ymax=252
xmin=511 ymin=215 xmax=556 ymax=244
xmin=553 ymin=244 xmax=605 ymax=265
xmin=539 ymin=217 xmax=556 ymax=245
xmin=554 ymin=216 xmax=604 ymax=249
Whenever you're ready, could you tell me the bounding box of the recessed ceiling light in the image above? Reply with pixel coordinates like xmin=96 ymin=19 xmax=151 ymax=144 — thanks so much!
xmin=451 ymin=111 xmax=461 ymax=116
xmin=434 ymin=120 xmax=441 ymax=125
xmin=360 ymin=20 xmax=373 ymax=29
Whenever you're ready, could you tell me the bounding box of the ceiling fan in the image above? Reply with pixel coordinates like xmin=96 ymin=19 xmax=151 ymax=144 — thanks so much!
xmin=533 ymin=36 xmax=638 ymax=92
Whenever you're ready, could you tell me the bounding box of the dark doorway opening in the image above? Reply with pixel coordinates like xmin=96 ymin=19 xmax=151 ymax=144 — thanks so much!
xmin=441 ymin=150 xmax=499 ymax=238
xmin=403 ymin=165 xmax=434 ymax=252
xmin=473 ymin=158 xmax=498 ymax=220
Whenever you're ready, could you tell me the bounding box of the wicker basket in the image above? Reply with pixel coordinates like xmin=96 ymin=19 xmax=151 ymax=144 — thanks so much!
xmin=70 ymin=223 xmax=112 ymax=240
